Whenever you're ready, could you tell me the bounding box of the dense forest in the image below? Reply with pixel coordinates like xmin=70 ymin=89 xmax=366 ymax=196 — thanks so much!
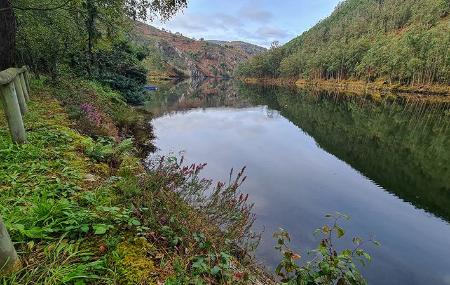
xmin=237 ymin=0 xmax=450 ymax=85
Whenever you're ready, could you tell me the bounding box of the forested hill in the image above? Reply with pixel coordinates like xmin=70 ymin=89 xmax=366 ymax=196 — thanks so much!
xmin=132 ymin=22 xmax=266 ymax=79
xmin=237 ymin=0 xmax=450 ymax=86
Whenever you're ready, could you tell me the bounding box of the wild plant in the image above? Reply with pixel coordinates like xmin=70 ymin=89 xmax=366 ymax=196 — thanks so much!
xmin=274 ymin=213 xmax=379 ymax=285
xmin=146 ymin=156 xmax=259 ymax=252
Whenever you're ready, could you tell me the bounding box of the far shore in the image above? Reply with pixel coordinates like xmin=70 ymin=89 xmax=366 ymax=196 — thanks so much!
xmin=240 ymin=77 xmax=450 ymax=99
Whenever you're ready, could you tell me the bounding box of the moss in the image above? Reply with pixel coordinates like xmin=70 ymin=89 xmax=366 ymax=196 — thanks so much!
xmin=113 ymin=238 xmax=158 ymax=285
xmin=117 ymin=154 xmax=144 ymax=177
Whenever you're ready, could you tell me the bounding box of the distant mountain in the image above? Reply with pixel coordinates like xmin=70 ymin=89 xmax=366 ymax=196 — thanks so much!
xmin=206 ymin=40 xmax=267 ymax=56
xmin=132 ymin=21 xmax=266 ymax=79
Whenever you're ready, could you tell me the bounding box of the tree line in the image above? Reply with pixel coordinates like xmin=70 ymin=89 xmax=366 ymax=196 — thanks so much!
xmin=237 ymin=0 xmax=450 ymax=85
xmin=0 ymin=0 xmax=187 ymax=104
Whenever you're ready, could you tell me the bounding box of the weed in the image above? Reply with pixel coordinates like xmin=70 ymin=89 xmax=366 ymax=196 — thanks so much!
xmin=274 ymin=213 xmax=380 ymax=285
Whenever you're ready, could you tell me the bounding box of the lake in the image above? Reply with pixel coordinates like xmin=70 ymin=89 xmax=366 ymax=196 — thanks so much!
xmin=146 ymin=79 xmax=450 ymax=285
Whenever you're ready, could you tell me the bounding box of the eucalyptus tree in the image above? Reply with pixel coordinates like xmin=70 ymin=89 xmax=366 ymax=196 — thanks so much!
xmin=238 ymin=0 xmax=450 ymax=85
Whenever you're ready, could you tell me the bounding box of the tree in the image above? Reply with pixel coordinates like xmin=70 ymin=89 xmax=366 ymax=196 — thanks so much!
xmin=270 ymin=41 xmax=280 ymax=49
xmin=238 ymin=0 xmax=450 ymax=85
xmin=0 ymin=0 xmax=188 ymax=71
xmin=0 ymin=0 xmax=16 ymax=70
xmin=0 ymin=0 xmax=189 ymax=275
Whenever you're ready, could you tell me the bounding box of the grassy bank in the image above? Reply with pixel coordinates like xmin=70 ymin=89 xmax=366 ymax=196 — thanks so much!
xmin=295 ymin=79 xmax=450 ymax=96
xmin=0 ymin=78 xmax=269 ymax=284
xmin=241 ymin=77 xmax=450 ymax=100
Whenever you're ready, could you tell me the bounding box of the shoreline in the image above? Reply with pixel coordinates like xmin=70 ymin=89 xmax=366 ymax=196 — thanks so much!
xmin=0 ymin=76 xmax=276 ymax=284
xmin=241 ymin=77 xmax=450 ymax=98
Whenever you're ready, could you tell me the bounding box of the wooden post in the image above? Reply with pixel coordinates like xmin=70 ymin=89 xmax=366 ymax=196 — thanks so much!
xmin=23 ymin=70 xmax=30 ymax=93
xmin=19 ymin=73 xmax=29 ymax=102
xmin=0 ymin=83 xmax=26 ymax=144
xmin=13 ymin=77 xmax=27 ymax=115
xmin=0 ymin=216 xmax=20 ymax=275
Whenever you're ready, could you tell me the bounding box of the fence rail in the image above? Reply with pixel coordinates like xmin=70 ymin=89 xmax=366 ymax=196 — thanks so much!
xmin=0 ymin=66 xmax=31 ymax=144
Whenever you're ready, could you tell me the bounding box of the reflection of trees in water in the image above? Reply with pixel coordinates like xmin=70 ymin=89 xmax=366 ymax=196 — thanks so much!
xmin=144 ymin=79 xmax=252 ymax=116
xmin=264 ymin=107 xmax=279 ymax=119
xmin=238 ymin=83 xmax=450 ymax=222
xmin=147 ymin=80 xmax=450 ymax=222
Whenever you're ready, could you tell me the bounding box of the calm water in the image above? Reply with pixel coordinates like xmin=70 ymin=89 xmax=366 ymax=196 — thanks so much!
xmin=146 ymin=79 xmax=450 ymax=285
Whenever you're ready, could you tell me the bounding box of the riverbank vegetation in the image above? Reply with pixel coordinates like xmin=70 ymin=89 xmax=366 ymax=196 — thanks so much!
xmin=237 ymin=0 xmax=450 ymax=92
xmin=0 ymin=80 xmax=263 ymax=284
xmin=2 ymin=0 xmax=265 ymax=283
xmin=0 ymin=0 xmax=381 ymax=284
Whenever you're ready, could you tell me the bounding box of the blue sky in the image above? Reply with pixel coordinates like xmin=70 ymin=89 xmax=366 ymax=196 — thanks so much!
xmin=150 ymin=0 xmax=342 ymax=47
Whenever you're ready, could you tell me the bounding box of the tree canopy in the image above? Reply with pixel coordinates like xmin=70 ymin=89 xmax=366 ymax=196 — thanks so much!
xmin=0 ymin=0 xmax=188 ymax=103
xmin=237 ymin=0 xmax=450 ymax=85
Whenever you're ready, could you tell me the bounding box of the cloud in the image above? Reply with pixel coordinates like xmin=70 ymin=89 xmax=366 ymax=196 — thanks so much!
xmin=157 ymin=11 xmax=244 ymax=34
xmin=255 ymin=26 xmax=289 ymax=39
xmin=151 ymin=0 xmax=294 ymax=48
xmin=238 ymin=6 xmax=273 ymax=23
xmin=166 ymin=15 xmax=209 ymax=32
xmin=215 ymin=13 xmax=243 ymax=27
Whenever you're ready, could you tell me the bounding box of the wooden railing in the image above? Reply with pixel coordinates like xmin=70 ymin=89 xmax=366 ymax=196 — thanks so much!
xmin=0 ymin=66 xmax=31 ymax=144
xmin=0 ymin=67 xmax=29 ymax=274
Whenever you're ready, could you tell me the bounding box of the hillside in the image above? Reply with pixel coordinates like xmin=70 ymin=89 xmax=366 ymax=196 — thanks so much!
xmin=132 ymin=21 xmax=266 ymax=80
xmin=207 ymin=40 xmax=267 ymax=56
xmin=237 ymin=0 xmax=450 ymax=86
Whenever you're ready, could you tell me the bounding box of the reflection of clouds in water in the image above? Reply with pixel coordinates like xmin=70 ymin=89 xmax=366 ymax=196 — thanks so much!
xmin=442 ymin=274 xmax=450 ymax=285
xmin=150 ymin=103 xmax=450 ymax=285
xmin=154 ymin=106 xmax=282 ymax=135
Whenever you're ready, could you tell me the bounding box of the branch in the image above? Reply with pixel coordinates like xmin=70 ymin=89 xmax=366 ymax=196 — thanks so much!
xmin=0 ymin=0 xmax=72 ymax=12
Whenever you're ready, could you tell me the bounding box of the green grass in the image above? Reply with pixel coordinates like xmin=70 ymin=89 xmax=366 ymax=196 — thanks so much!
xmin=0 ymin=95 xmax=113 ymax=284
xmin=0 ymin=82 xmax=261 ymax=285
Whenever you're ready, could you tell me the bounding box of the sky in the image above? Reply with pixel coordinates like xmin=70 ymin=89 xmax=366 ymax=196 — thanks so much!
xmin=150 ymin=0 xmax=342 ymax=48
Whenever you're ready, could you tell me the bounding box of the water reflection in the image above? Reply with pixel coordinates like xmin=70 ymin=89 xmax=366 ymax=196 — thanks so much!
xmin=147 ymin=80 xmax=450 ymax=285
xmin=144 ymin=79 xmax=251 ymax=116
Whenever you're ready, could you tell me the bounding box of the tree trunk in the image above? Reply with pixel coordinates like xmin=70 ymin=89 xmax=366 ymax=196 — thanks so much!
xmin=86 ymin=0 xmax=96 ymax=77
xmin=0 ymin=0 xmax=16 ymax=70
xmin=0 ymin=215 xmax=20 ymax=275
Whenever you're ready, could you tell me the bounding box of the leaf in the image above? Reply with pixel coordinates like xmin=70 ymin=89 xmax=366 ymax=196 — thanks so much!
xmin=341 ymin=249 xmax=352 ymax=257
xmin=321 ymin=225 xmax=331 ymax=234
xmin=93 ymin=224 xmax=111 ymax=235
xmin=129 ymin=219 xmax=141 ymax=226
xmin=335 ymin=226 xmax=345 ymax=238
xmin=81 ymin=224 xmax=90 ymax=233
xmin=353 ymin=237 xmax=362 ymax=246
xmin=192 ymin=258 xmax=208 ymax=274
xmin=211 ymin=266 xmax=221 ymax=276
xmin=275 ymin=264 xmax=284 ymax=276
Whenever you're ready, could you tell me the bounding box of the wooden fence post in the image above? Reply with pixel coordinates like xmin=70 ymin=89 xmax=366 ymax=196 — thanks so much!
xmin=19 ymin=73 xmax=29 ymax=102
xmin=13 ymin=77 xmax=27 ymax=115
xmin=0 ymin=215 xmax=20 ymax=275
xmin=0 ymin=83 xmax=27 ymax=144
xmin=23 ymin=70 xmax=30 ymax=93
